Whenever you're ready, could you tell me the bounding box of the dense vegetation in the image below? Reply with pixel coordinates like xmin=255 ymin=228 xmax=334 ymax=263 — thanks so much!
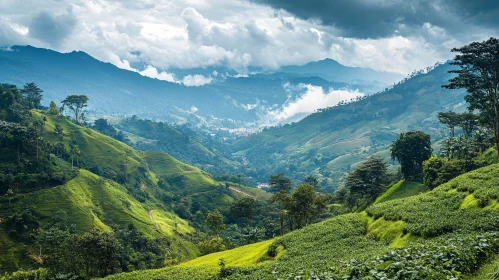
xmin=0 ymin=83 xmax=281 ymax=277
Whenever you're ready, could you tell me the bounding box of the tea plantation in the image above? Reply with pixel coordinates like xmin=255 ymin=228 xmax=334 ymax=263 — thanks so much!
xmin=103 ymin=162 xmax=499 ymax=279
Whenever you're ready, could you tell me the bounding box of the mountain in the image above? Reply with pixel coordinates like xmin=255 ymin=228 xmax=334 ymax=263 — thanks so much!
xmin=230 ymin=62 xmax=466 ymax=189
xmin=279 ymin=58 xmax=404 ymax=84
xmin=104 ymin=161 xmax=499 ymax=279
xmin=0 ymin=46 xmax=395 ymax=128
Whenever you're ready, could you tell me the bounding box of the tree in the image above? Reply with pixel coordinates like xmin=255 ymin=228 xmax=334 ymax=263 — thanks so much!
xmin=230 ymin=197 xmax=255 ymax=225
xmin=437 ymin=111 xmax=460 ymax=137
xmin=391 ymin=131 xmax=432 ymax=179
xmin=458 ymin=112 xmax=478 ymax=138
xmin=290 ymin=184 xmax=316 ymax=228
xmin=343 ymin=156 xmax=389 ymax=208
xmin=205 ymin=209 xmax=225 ymax=236
xmin=268 ymin=173 xmax=291 ymax=194
xmin=62 ymin=95 xmax=89 ymax=125
xmin=442 ymin=37 xmax=499 ymax=157
xmin=230 ymin=198 xmax=256 ymax=243
xmin=21 ymin=82 xmax=43 ymax=109
xmin=48 ymin=101 xmax=59 ymax=115
xmin=63 ymin=229 xmax=120 ymax=278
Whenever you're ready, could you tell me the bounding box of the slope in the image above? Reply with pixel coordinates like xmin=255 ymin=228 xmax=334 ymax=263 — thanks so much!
xmin=117 ymin=117 xmax=239 ymax=175
xmin=104 ymin=161 xmax=499 ymax=280
xmin=233 ymin=62 xmax=466 ymax=189
xmin=0 ymin=110 xmax=269 ymax=273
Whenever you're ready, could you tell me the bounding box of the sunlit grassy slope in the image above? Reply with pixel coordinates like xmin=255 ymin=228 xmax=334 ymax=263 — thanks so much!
xmin=374 ymin=179 xmax=426 ymax=204
xmin=105 ymin=163 xmax=499 ymax=279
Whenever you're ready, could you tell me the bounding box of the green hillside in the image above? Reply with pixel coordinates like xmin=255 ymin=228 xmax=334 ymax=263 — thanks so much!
xmin=232 ymin=63 xmax=466 ymax=190
xmin=117 ymin=117 xmax=240 ymax=176
xmin=104 ymin=162 xmax=499 ymax=279
xmin=0 ymin=107 xmax=270 ymax=274
xmin=374 ymin=180 xmax=426 ymax=204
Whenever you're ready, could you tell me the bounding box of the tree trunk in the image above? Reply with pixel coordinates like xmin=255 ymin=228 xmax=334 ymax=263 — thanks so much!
xmin=279 ymin=212 xmax=284 ymax=236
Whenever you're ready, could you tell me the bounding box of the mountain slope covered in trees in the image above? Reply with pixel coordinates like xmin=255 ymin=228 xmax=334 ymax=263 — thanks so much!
xmin=231 ymin=62 xmax=467 ymax=189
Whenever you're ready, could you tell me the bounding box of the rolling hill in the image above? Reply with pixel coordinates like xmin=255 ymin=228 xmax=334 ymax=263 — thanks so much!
xmin=231 ymin=62 xmax=467 ymax=189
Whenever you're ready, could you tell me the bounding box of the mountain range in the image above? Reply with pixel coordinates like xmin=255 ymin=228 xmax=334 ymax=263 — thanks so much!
xmin=0 ymin=46 xmax=399 ymax=129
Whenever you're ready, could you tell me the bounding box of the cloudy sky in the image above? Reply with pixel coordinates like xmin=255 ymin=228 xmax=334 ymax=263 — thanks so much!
xmin=1 ymin=0 xmax=498 ymax=77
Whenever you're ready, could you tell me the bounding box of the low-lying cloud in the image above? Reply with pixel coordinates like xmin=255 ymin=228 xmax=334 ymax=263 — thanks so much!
xmin=182 ymin=74 xmax=213 ymax=86
xmin=265 ymin=84 xmax=363 ymax=124
xmin=135 ymin=65 xmax=213 ymax=86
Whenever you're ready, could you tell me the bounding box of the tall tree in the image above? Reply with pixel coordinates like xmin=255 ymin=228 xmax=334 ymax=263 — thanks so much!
xmin=391 ymin=131 xmax=432 ymax=179
xmin=205 ymin=209 xmax=225 ymax=236
xmin=230 ymin=197 xmax=256 ymax=243
xmin=62 ymin=95 xmax=89 ymax=125
xmin=48 ymin=101 xmax=59 ymax=115
xmin=458 ymin=112 xmax=478 ymax=138
xmin=437 ymin=111 xmax=461 ymax=137
xmin=268 ymin=173 xmax=292 ymax=194
xmin=443 ymin=37 xmax=499 ymax=157
xmin=21 ymin=82 xmax=43 ymax=109
xmin=343 ymin=156 xmax=389 ymax=208
xmin=290 ymin=184 xmax=316 ymax=228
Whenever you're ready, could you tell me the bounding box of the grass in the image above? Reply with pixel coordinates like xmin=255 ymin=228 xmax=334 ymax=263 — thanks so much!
xmin=374 ymin=179 xmax=427 ymax=204
xmin=177 ymin=239 xmax=275 ymax=267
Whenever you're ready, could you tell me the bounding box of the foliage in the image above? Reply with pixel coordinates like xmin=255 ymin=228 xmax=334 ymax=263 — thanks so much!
xmin=20 ymin=83 xmax=43 ymax=110
xmin=437 ymin=111 xmax=461 ymax=137
xmin=197 ymin=237 xmax=226 ymax=255
xmin=93 ymin=118 xmax=127 ymax=143
xmin=423 ymin=156 xmax=476 ymax=189
xmin=268 ymin=173 xmax=291 ymax=194
xmin=443 ymin=37 xmax=499 ymax=157
xmin=61 ymin=95 xmax=88 ymax=125
xmin=391 ymin=131 xmax=432 ymax=179
xmin=343 ymin=156 xmax=390 ymax=208
xmin=205 ymin=210 xmax=226 ymax=236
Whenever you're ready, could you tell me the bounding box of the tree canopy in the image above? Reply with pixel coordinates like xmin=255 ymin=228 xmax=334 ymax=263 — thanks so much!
xmin=21 ymin=82 xmax=43 ymax=109
xmin=443 ymin=37 xmax=499 ymax=157
xmin=391 ymin=131 xmax=432 ymax=179
xmin=62 ymin=95 xmax=89 ymax=125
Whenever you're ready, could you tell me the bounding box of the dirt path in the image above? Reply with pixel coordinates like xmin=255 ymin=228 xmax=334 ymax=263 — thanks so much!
xmin=229 ymin=187 xmax=255 ymax=198
xmin=149 ymin=209 xmax=159 ymax=230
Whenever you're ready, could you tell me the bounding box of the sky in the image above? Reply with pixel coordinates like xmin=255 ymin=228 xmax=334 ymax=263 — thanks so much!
xmin=1 ymin=0 xmax=498 ymax=79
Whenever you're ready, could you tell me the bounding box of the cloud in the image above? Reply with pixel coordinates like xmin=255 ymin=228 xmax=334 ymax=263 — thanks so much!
xmin=249 ymin=0 xmax=499 ymax=39
xmin=28 ymin=8 xmax=77 ymax=46
xmin=0 ymin=0 xmax=497 ymax=77
xmin=139 ymin=65 xmax=176 ymax=82
xmin=182 ymin=74 xmax=213 ymax=86
xmin=265 ymin=84 xmax=363 ymax=124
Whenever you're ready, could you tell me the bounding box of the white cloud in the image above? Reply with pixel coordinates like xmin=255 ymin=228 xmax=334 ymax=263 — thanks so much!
xmin=139 ymin=65 xmax=176 ymax=82
xmin=182 ymin=74 xmax=213 ymax=86
xmin=265 ymin=84 xmax=363 ymax=124
xmin=190 ymin=105 xmax=199 ymax=112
